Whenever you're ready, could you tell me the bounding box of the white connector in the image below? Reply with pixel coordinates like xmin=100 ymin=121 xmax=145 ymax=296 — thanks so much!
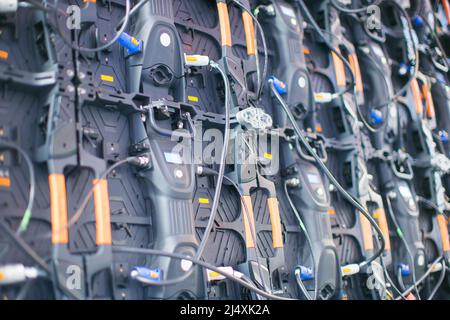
xmin=429 ymin=262 xmax=443 ymax=273
xmin=341 ymin=264 xmax=360 ymax=276
xmin=0 ymin=264 xmax=39 ymax=285
xmin=0 ymin=0 xmax=18 ymax=13
xmin=206 ymin=267 xmax=244 ymax=282
xmin=314 ymin=92 xmax=339 ymax=103
xmin=184 ymin=54 xmax=210 ymax=67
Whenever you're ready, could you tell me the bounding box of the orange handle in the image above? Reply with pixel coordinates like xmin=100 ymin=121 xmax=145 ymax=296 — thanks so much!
xmin=332 ymin=48 xmax=346 ymax=88
xmin=421 ymin=84 xmax=436 ymax=119
xmin=443 ymin=0 xmax=450 ymax=25
xmin=49 ymin=174 xmax=69 ymax=244
xmin=360 ymin=212 xmax=374 ymax=251
xmin=373 ymin=208 xmax=391 ymax=251
xmin=437 ymin=215 xmax=450 ymax=252
xmin=93 ymin=179 xmax=112 ymax=245
xmin=267 ymin=197 xmax=283 ymax=249
xmin=217 ymin=2 xmax=232 ymax=47
xmin=241 ymin=195 xmax=256 ymax=248
xmin=411 ymin=79 xmax=424 ymax=115
xmin=242 ymin=11 xmax=256 ymax=56
xmin=349 ymin=53 xmax=363 ymax=93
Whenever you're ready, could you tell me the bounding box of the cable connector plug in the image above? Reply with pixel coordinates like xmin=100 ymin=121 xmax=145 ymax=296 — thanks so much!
xmin=184 ymin=54 xmax=210 ymax=67
xmin=295 ymin=265 xmax=314 ymax=281
xmin=0 ymin=264 xmax=40 ymax=285
xmin=314 ymin=92 xmax=339 ymax=103
xmin=0 ymin=0 xmax=17 ymax=13
xmin=130 ymin=266 xmax=162 ymax=282
xmin=206 ymin=267 xmax=244 ymax=282
xmin=128 ymin=155 xmax=151 ymax=169
xmin=341 ymin=264 xmax=360 ymax=277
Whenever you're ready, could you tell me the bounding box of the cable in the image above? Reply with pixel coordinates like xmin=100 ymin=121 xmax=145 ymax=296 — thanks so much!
xmin=395 ymin=255 xmax=443 ymax=299
xmin=283 ymin=181 xmax=317 ymax=300
xmin=419 ymin=14 xmax=450 ymax=71
xmin=0 ymin=141 xmax=35 ymax=234
xmin=372 ymin=0 xmax=420 ymax=110
xmin=69 ymin=157 xmax=135 ymax=227
xmin=230 ymin=0 xmax=268 ymax=100
xmin=36 ymin=157 xmax=137 ymax=241
xmin=385 ymin=195 xmax=421 ymax=299
xmin=417 ymin=196 xmax=448 ymax=219
xmin=117 ymin=0 xmax=150 ymax=29
xmin=330 ymin=0 xmax=383 ymax=14
xmin=135 ymin=168 xmax=268 ymax=292
xmin=427 ymin=260 xmax=446 ymax=300
xmin=294 ymin=268 xmax=312 ymax=300
xmin=198 ymin=167 xmax=270 ymax=294
xmin=374 ymin=235 xmax=406 ymax=299
xmin=0 ymin=220 xmax=80 ymax=300
xmin=296 ymin=0 xmax=356 ymax=98
xmin=354 ymin=46 xmax=393 ymax=133
xmin=270 ymin=80 xmax=386 ymax=268
xmin=112 ymin=246 xmax=294 ymax=300
xmin=194 ymin=62 xmax=231 ymax=261
xmin=50 ymin=0 xmax=131 ymax=53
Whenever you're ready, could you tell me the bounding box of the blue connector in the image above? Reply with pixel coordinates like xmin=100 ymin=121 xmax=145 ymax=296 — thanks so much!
xmin=131 ymin=266 xmax=162 ymax=282
xmin=412 ymin=16 xmax=423 ymax=28
xmin=399 ymin=264 xmax=411 ymax=277
xmin=269 ymin=76 xmax=288 ymax=95
xmin=370 ymin=110 xmax=383 ymax=125
xmin=296 ymin=265 xmax=314 ymax=281
xmin=399 ymin=63 xmax=412 ymax=76
xmin=440 ymin=131 xmax=449 ymax=144
xmin=117 ymin=32 xmax=143 ymax=56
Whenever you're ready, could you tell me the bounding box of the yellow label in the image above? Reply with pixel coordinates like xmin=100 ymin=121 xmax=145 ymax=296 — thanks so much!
xmin=0 ymin=177 xmax=11 ymax=188
xmin=150 ymin=272 xmax=159 ymax=279
xmin=186 ymin=56 xmax=197 ymax=62
xmin=198 ymin=198 xmax=209 ymax=204
xmin=209 ymin=271 xmax=220 ymax=278
xmin=342 ymin=267 xmax=351 ymax=274
xmin=0 ymin=50 xmax=8 ymax=60
xmin=373 ymin=211 xmax=380 ymax=219
xmin=327 ymin=208 xmax=336 ymax=215
xmin=100 ymin=75 xmax=114 ymax=82
xmin=131 ymin=37 xmax=139 ymax=46
xmin=316 ymin=123 xmax=323 ymax=133
xmin=263 ymin=152 xmax=272 ymax=160
xmin=188 ymin=96 xmax=199 ymax=103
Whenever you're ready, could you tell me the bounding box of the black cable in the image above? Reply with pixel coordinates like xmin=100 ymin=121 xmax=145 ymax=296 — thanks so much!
xmin=395 ymin=255 xmax=443 ymax=299
xmin=0 ymin=220 xmax=80 ymax=300
xmin=419 ymin=14 xmax=450 ymax=70
xmin=283 ymin=181 xmax=317 ymax=300
xmin=330 ymin=0 xmax=383 ymax=14
xmin=270 ymin=80 xmax=386 ymax=268
xmin=134 ymin=168 xmax=268 ymax=292
xmin=296 ymin=0 xmax=356 ymax=98
xmin=427 ymin=260 xmax=446 ymax=300
xmin=200 ymin=168 xmax=269 ymax=294
xmin=372 ymin=0 xmax=420 ymax=110
xmin=385 ymin=195 xmax=421 ymax=299
xmin=194 ymin=62 xmax=231 ymax=260
xmin=0 ymin=141 xmax=35 ymax=234
xmin=37 ymin=157 xmax=137 ymax=241
xmin=417 ymin=196 xmax=448 ymax=219
xmin=117 ymin=0 xmax=151 ymax=29
xmin=374 ymin=235 xmax=406 ymax=299
xmin=230 ymin=0 xmax=268 ymax=101
xmin=112 ymin=246 xmax=294 ymax=300
xmin=50 ymin=0 xmax=131 ymax=53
